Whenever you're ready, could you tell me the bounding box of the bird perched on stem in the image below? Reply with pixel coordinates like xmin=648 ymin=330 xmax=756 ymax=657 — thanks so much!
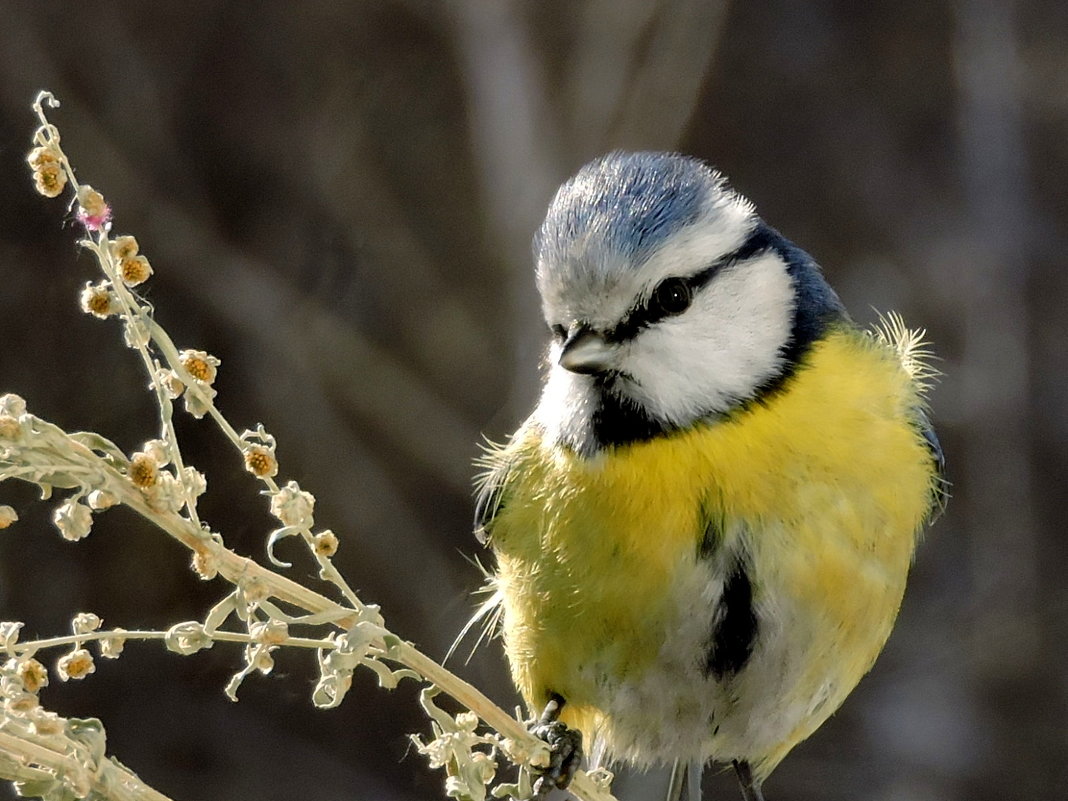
xmin=472 ymin=152 xmax=945 ymax=801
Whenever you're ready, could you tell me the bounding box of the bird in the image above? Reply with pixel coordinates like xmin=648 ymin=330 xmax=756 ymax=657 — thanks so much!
xmin=471 ymin=151 xmax=945 ymax=801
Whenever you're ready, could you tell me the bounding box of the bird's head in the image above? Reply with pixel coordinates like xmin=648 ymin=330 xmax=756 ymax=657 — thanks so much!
xmin=532 ymin=152 xmax=845 ymax=453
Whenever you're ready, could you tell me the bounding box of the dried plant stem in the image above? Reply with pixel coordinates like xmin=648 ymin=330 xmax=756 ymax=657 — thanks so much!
xmin=112 ymin=476 xmax=556 ymax=765
xmin=0 ymin=731 xmax=175 ymax=801
xmin=12 ymin=629 xmax=334 ymax=654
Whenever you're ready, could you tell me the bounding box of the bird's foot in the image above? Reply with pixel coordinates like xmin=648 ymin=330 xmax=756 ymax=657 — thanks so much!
xmin=732 ymin=760 xmax=766 ymax=801
xmin=530 ymin=694 xmax=583 ymax=799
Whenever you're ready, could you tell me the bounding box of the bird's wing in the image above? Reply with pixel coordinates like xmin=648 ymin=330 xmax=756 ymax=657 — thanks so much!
xmin=472 ymin=431 xmax=521 ymax=545
xmin=448 ymin=430 xmax=525 ymax=660
xmin=868 ymin=311 xmax=948 ymax=521
xmin=918 ymin=408 xmax=949 ymax=522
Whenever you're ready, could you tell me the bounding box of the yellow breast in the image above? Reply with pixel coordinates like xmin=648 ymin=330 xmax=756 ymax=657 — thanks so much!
xmin=487 ymin=327 xmax=938 ymax=767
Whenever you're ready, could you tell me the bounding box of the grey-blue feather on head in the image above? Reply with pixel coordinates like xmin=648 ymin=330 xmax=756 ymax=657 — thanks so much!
xmin=533 ymin=152 xmax=756 ymax=324
xmin=535 ymin=152 xmax=709 ymax=267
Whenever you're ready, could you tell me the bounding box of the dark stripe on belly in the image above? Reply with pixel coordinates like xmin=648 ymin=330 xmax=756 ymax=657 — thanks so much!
xmin=706 ymin=560 xmax=758 ymax=678
xmin=697 ymin=515 xmax=720 ymax=560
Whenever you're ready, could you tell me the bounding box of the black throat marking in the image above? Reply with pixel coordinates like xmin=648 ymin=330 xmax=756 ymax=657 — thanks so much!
xmin=568 ymin=222 xmax=847 ymax=455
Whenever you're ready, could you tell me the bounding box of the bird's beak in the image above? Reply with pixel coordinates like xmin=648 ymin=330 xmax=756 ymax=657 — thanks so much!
xmin=559 ymin=324 xmax=616 ymax=375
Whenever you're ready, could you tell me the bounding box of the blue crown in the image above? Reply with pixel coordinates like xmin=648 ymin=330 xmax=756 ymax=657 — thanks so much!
xmin=534 ymin=152 xmax=719 ymax=269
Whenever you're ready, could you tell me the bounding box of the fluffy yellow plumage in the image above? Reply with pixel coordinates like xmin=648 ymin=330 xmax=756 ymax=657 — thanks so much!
xmin=481 ymin=324 xmax=939 ymax=779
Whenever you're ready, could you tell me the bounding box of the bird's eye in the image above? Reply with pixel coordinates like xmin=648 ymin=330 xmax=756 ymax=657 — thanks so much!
xmin=551 ymin=324 xmax=567 ymax=340
xmin=651 ymin=278 xmax=693 ymax=317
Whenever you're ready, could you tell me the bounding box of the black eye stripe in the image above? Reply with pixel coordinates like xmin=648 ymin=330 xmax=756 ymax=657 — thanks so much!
xmin=606 ymin=269 xmax=709 ymax=341
xmin=605 ymin=232 xmax=772 ymax=343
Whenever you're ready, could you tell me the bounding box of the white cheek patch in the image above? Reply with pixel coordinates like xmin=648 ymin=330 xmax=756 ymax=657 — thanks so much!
xmin=623 ymin=253 xmax=796 ymax=423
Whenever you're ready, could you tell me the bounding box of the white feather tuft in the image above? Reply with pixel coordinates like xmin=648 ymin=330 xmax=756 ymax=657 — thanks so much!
xmin=869 ymin=310 xmax=941 ymax=394
xmin=445 ymin=559 xmax=505 ymax=664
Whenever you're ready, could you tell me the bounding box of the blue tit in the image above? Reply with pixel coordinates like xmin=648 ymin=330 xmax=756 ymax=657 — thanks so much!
xmin=473 ymin=152 xmax=945 ymax=801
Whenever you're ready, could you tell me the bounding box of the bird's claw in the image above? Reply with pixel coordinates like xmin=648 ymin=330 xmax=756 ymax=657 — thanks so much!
xmin=530 ymin=716 xmax=582 ymax=798
xmin=531 ymin=719 xmax=583 ymax=798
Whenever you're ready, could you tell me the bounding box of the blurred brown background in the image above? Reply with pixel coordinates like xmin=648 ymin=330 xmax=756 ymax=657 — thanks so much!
xmin=0 ymin=1 xmax=1065 ymax=800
